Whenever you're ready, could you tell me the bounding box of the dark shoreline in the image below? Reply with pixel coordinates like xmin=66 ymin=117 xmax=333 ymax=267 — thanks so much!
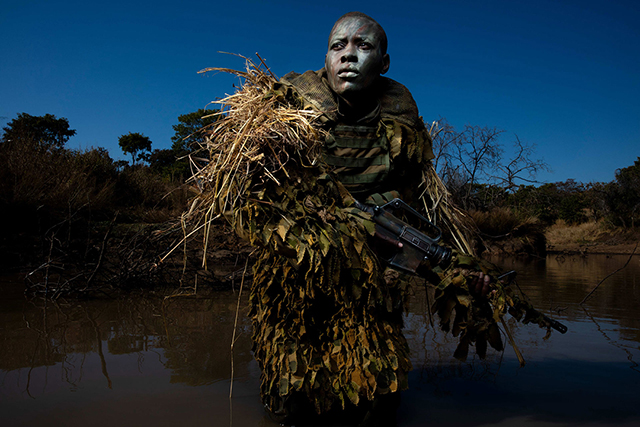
xmin=546 ymin=242 xmax=640 ymax=256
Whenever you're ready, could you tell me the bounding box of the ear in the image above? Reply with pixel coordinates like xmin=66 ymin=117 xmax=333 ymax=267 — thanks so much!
xmin=381 ymin=54 xmax=390 ymax=75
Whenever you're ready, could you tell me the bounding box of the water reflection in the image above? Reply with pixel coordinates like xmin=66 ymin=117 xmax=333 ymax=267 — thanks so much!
xmin=0 ymin=292 xmax=253 ymax=391
xmin=1 ymin=254 xmax=640 ymax=427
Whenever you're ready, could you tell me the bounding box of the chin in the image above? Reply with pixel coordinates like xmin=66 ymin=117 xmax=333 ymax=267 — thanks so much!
xmin=335 ymin=83 xmax=363 ymax=97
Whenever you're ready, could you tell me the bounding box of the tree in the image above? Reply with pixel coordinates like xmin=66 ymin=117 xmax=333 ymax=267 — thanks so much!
xmin=141 ymin=108 xmax=220 ymax=181
xmin=171 ymin=108 xmax=219 ymax=154
xmin=1 ymin=113 xmax=76 ymax=150
xmin=495 ymin=135 xmax=548 ymax=193
xmin=118 ymin=132 xmax=152 ymax=165
xmin=606 ymin=157 xmax=640 ymax=227
xmin=148 ymin=148 xmax=187 ymax=180
xmin=431 ymin=118 xmax=548 ymax=210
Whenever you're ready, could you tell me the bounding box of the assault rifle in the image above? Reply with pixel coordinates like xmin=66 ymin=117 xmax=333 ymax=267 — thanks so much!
xmin=354 ymin=198 xmax=567 ymax=334
xmin=353 ymin=198 xmax=452 ymax=273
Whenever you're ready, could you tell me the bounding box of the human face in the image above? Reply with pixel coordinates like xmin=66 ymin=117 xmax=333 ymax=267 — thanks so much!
xmin=325 ymin=17 xmax=390 ymax=102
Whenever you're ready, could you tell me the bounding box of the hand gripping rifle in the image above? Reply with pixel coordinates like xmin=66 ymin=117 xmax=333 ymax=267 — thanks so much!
xmin=354 ymin=198 xmax=567 ymax=335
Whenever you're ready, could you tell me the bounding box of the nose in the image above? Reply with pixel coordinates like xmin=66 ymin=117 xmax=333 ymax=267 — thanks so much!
xmin=341 ymin=44 xmax=357 ymax=62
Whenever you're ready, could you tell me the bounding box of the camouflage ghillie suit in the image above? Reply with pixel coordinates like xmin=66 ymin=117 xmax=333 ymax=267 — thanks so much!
xmin=246 ymin=69 xmax=435 ymax=414
xmin=210 ymin=65 xmax=560 ymax=417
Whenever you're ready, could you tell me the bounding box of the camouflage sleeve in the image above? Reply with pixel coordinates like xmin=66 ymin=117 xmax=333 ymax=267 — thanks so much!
xmin=430 ymin=251 xmax=562 ymax=360
xmin=383 ymin=118 xmax=435 ymax=204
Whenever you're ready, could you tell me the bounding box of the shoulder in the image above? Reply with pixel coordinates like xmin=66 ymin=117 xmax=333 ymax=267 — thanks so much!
xmin=278 ymin=69 xmax=338 ymax=118
xmin=377 ymin=78 xmax=433 ymax=163
xmin=378 ymin=77 xmax=422 ymax=128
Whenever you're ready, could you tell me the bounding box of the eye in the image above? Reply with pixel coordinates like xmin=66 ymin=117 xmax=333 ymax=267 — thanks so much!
xmin=359 ymin=42 xmax=373 ymax=50
xmin=331 ymin=42 xmax=345 ymax=50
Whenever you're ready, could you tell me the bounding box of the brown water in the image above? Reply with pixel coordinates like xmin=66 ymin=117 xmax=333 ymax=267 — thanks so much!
xmin=1 ymin=254 xmax=639 ymax=427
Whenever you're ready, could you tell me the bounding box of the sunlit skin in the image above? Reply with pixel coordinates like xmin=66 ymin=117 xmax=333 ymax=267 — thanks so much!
xmin=325 ymin=16 xmax=390 ymax=107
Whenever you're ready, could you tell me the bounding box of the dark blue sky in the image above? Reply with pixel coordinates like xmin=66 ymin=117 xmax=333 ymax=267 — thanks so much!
xmin=2 ymin=0 xmax=638 ymax=184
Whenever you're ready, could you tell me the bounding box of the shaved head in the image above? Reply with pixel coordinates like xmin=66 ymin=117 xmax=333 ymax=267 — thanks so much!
xmin=329 ymin=12 xmax=387 ymax=55
xmin=325 ymin=12 xmax=390 ymax=103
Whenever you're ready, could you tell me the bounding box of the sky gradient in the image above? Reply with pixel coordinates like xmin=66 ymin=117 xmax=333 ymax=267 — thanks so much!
xmin=1 ymin=0 xmax=638 ymax=184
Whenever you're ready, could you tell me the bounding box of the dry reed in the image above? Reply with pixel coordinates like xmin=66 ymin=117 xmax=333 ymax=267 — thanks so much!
xmin=182 ymin=56 xmax=327 ymax=263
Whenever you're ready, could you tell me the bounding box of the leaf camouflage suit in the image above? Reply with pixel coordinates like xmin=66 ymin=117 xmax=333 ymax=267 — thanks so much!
xmin=191 ymin=60 xmax=563 ymax=417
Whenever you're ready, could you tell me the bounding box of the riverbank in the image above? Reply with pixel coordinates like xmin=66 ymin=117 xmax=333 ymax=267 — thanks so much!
xmin=545 ymin=220 xmax=640 ymax=255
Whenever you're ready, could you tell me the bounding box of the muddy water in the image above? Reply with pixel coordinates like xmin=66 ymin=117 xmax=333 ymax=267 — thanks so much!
xmin=1 ymin=254 xmax=639 ymax=427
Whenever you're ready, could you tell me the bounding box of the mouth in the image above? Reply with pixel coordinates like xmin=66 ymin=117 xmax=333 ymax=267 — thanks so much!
xmin=337 ymin=68 xmax=359 ymax=78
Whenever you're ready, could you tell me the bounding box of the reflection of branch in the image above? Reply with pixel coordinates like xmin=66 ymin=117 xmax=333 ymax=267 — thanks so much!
xmin=229 ymin=255 xmax=251 ymax=427
xmin=422 ymin=279 xmax=434 ymax=328
xmin=581 ymin=306 xmax=639 ymax=374
xmin=579 ymin=242 xmax=639 ymax=305
xmin=25 ymin=342 xmax=39 ymax=399
xmin=230 ymin=256 xmax=250 ymax=400
xmin=85 ymin=309 xmax=113 ymax=389
xmin=83 ymin=212 xmax=118 ymax=290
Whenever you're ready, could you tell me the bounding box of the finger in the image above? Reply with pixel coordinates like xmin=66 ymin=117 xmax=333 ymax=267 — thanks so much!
xmin=475 ymin=272 xmax=484 ymax=295
xmin=481 ymin=274 xmax=491 ymax=297
xmin=482 ymin=283 xmax=491 ymax=297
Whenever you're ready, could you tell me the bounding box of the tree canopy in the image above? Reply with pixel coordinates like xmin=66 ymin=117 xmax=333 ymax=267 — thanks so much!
xmin=609 ymin=157 xmax=640 ymax=227
xmin=145 ymin=108 xmax=220 ymax=180
xmin=118 ymin=132 xmax=152 ymax=165
xmin=431 ymin=118 xmax=548 ymax=211
xmin=171 ymin=108 xmax=219 ymax=153
xmin=1 ymin=113 xmax=76 ymax=150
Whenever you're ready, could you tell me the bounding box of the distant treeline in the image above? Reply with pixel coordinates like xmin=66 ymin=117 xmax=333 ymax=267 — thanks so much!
xmin=442 ymin=158 xmax=640 ymax=230
xmin=1 ymin=112 xmax=638 ymax=287
xmin=0 ymin=112 xmax=214 ymax=292
xmin=431 ymin=118 xmax=640 ymax=230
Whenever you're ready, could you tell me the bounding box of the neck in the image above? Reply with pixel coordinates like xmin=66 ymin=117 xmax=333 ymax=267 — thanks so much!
xmin=338 ymin=91 xmax=379 ymax=121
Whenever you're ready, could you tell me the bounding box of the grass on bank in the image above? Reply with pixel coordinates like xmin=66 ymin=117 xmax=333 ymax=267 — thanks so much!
xmin=545 ymin=219 xmax=640 ymax=252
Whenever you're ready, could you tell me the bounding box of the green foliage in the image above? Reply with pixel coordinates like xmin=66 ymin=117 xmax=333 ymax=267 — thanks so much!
xmin=148 ymin=148 xmax=181 ymax=178
xmin=148 ymin=147 xmax=192 ymax=181
xmin=604 ymin=157 xmax=640 ymax=227
xmin=505 ymin=159 xmax=640 ymax=229
xmin=118 ymin=132 xmax=152 ymax=164
xmin=146 ymin=109 xmax=220 ymax=181
xmin=506 ymin=180 xmax=588 ymax=225
xmin=1 ymin=112 xmax=76 ymax=150
xmin=431 ymin=120 xmax=640 ymax=231
xmin=0 ymin=115 xmax=191 ymax=269
xmin=171 ymin=108 xmax=219 ymax=153
xmin=114 ymin=165 xmax=186 ymax=220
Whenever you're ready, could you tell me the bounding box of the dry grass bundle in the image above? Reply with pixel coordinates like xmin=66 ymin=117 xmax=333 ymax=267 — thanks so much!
xmin=188 ymin=56 xmax=325 ymax=213
xmin=181 ymin=56 xmax=474 ymax=264
xmin=422 ymin=122 xmax=475 ymax=255
xmin=179 ymin=56 xmax=328 ymax=266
